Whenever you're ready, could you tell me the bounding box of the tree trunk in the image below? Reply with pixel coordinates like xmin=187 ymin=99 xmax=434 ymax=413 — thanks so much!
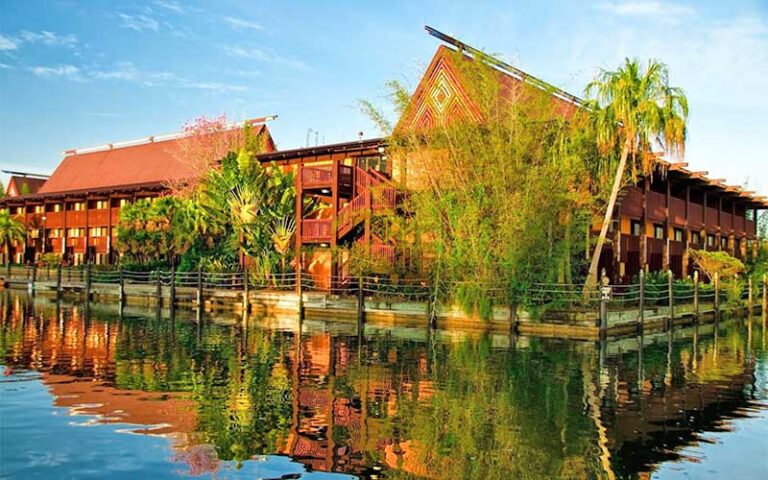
xmin=584 ymin=140 xmax=631 ymax=293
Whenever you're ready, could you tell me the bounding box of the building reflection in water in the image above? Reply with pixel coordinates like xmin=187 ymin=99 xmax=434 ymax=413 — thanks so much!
xmin=1 ymin=291 xmax=765 ymax=479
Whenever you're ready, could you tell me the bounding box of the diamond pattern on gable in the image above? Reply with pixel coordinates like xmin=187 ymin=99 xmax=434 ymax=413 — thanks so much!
xmin=430 ymin=71 xmax=455 ymax=115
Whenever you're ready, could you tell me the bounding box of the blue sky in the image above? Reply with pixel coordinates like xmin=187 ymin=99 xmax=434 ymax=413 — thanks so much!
xmin=1 ymin=0 xmax=767 ymax=194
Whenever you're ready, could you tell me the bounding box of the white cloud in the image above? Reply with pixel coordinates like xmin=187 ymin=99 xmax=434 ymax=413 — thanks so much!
xmin=222 ymin=16 xmax=264 ymax=31
xmin=181 ymin=81 xmax=247 ymax=93
xmin=0 ymin=34 xmax=18 ymax=50
xmin=118 ymin=13 xmax=160 ymax=32
xmin=19 ymin=31 xmax=78 ymax=47
xmin=0 ymin=62 xmax=13 ymax=69
xmin=228 ymin=69 xmax=262 ymax=78
xmin=154 ymin=1 xmax=184 ymax=13
xmin=598 ymin=1 xmax=695 ymax=17
xmin=224 ymin=45 xmax=308 ymax=70
xmin=30 ymin=65 xmax=80 ymax=78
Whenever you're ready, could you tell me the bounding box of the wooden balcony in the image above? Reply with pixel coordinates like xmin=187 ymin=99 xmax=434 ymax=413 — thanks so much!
xmin=88 ymin=209 xmax=110 ymax=226
xmin=705 ymin=207 xmax=719 ymax=232
xmin=301 ymin=166 xmax=333 ymax=189
xmin=688 ymin=203 xmax=704 ymax=230
xmin=619 ymin=187 xmax=643 ymax=218
xmin=67 ymin=210 xmax=86 ymax=226
xmin=301 ymin=219 xmax=332 ymax=243
xmin=747 ymin=219 xmax=756 ymax=238
xmin=733 ymin=215 xmax=746 ymax=236
xmin=91 ymin=236 xmax=109 ymax=253
xmin=44 ymin=211 xmax=65 ymax=228
xmin=66 ymin=237 xmax=85 ymax=252
xmin=669 ymin=197 xmax=686 ymax=226
xmin=110 ymin=207 xmax=120 ymax=225
xmin=647 ymin=191 xmax=665 ymax=222
xmin=720 ymin=212 xmax=732 ymax=232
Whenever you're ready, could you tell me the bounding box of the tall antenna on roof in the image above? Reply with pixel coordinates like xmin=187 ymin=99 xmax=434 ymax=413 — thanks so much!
xmin=424 ymin=25 xmax=585 ymax=107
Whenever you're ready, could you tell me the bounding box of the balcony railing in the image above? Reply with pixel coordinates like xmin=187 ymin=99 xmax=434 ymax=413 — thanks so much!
xmin=301 ymin=166 xmax=333 ymax=189
xmin=301 ymin=219 xmax=332 ymax=243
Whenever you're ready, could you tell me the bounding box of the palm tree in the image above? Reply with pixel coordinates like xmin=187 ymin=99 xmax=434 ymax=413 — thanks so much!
xmin=584 ymin=58 xmax=688 ymax=290
xmin=0 ymin=209 xmax=25 ymax=266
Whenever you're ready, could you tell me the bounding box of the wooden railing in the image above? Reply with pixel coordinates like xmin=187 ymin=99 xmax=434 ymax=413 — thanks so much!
xmin=372 ymin=187 xmax=397 ymax=210
xmin=301 ymin=219 xmax=331 ymax=242
xmin=705 ymin=207 xmax=719 ymax=231
xmin=302 ymin=166 xmax=333 ymax=188
xmin=721 ymin=212 xmax=732 ymax=232
xmin=647 ymin=191 xmax=666 ymax=222
xmin=372 ymin=243 xmax=395 ymax=267
xmin=337 ymin=193 xmax=368 ymax=237
xmin=747 ymin=219 xmax=756 ymax=238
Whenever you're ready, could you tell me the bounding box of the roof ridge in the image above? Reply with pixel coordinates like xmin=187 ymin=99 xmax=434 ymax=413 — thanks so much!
xmin=63 ymin=115 xmax=277 ymax=157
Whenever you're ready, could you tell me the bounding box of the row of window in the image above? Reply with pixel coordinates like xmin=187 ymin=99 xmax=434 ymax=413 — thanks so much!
xmin=629 ymin=220 xmax=746 ymax=249
xmin=5 ymin=199 xmax=134 ymax=216
xmin=29 ymin=227 xmax=114 ymax=239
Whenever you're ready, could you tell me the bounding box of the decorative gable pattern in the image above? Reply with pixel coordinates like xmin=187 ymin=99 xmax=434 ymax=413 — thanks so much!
xmin=396 ymin=46 xmax=480 ymax=133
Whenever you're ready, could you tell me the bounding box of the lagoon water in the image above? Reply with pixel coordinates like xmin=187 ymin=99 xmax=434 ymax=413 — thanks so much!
xmin=1 ymin=291 xmax=767 ymax=479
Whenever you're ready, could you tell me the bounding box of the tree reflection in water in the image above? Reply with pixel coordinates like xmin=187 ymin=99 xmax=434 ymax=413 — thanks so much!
xmin=1 ymin=291 xmax=766 ymax=479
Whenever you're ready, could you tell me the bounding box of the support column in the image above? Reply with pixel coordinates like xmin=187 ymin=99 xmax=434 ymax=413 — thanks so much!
xmin=683 ymin=185 xmax=691 ymax=276
xmin=295 ymin=162 xmax=303 ymax=294
xmin=664 ymin=178 xmax=671 ymax=271
xmin=330 ymin=159 xmax=339 ymax=290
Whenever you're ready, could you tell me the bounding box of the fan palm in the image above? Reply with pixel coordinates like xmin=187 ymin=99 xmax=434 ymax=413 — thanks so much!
xmin=0 ymin=209 xmax=25 ymax=266
xmin=584 ymin=58 xmax=688 ymax=290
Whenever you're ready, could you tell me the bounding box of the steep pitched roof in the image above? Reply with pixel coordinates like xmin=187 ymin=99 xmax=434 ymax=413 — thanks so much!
xmin=38 ymin=120 xmax=274 ymax=195
xmin=6 ymin=176 xmax=47 ymax=197
xmin=396 ymin=45 xmax=578 ymax=133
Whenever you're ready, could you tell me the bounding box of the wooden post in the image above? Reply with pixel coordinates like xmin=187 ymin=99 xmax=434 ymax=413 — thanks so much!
xmin=85 ymin=262 xmax=92 ymax=301
xmin=638 ymin=269 xmax=645 ymax=332
xmin=56 ymin=264 xmax=62 ymax=299
xmin=667 ymin=269 xmax=674 ymax=325
xmin=118 ymin=268 xmax=125 ymax=306
xmin=169 ymin=264 xmax=176 ymax=308
xmin=357 ymin=272 xmax=365 ymax=331
xmin=714 ymin=271 xmax=720 ymax=314
xmin=762 ymin=274 xmax=767 ymax=321
xmin=297 ymin=265 xmax=304 ymax=319
xmin=242 ymin=268 xmax=249 ymax=313
xmin=693 ymin=270 xmax=699 ymax=319
xmin=196 ymin=266 xmax=203 ymax=313
xmin=748 ymin=277 xmax=754 ymax=313
xmin=599 ymin=268 xmax=608 ymax=338
xmin=156 ymin=270 xmax=162 ymax=308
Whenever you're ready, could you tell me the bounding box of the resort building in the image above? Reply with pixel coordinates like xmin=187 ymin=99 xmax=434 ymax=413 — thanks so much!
xmin=0 ymin=119 xmax=275 ymax=265
xmin=1 ymin=29 xmax=765 ymax=285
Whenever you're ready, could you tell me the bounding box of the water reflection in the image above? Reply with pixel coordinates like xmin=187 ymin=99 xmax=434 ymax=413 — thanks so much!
xmin=1 ymin=291 xmax=766 ymax=479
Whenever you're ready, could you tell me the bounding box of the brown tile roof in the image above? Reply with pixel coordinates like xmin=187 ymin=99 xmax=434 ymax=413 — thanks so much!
xmin=6 ymin=176 xmax=47 ymax=197
xmin=38 ymin=120 xmax=273 ymax=195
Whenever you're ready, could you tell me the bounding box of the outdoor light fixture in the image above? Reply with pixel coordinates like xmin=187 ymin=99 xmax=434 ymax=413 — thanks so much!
xmin=321 ymin=189 xmax=330 ymax=194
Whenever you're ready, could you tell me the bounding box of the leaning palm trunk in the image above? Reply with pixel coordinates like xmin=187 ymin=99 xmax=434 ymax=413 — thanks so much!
xmin=584 ymin=140 xmax=630 ymax=294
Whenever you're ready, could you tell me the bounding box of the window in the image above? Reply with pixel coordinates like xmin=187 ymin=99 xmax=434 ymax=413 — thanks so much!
xmin=735 ymin=239 xmax=741 ymax=253
xmin=720 ymin=236 xmax=728 ymax=248
xmin=119 ymin=199 xmax=130 ymax=207
xmin=654 ymin=224 xmax=665 ymax=240
xmin=53 ymin=204 xmax=62 ymax=212
xmin=69 ymin=202 xmax=85 ymax=211
xmin=49 ymin=229 xmax=62 ymax=238
xmin=707 ymin=234 xmax=715 ymax=247
xmin=631 ymin=220 xmax=642 ymax=237
xmin=674 ymin=228 xmax=684 ymax=242
xmin=89 ymin=227 xmax=107 ymax=237
xmin=67 ymin=228 xmax=83 ymax=238
xmin=691 ymin=231 xmax=701 ymax=244
xmin=29 ymin=229 xmax=40 ymax=239
xmin=15 ymin=207 xmax=23 ymax=215
xmin=34 ymin=205 xmax=44 ymax=214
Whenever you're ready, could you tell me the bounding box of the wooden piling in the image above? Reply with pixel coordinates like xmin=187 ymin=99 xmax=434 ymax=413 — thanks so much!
xmin=196 ymin=266 xmax=203 ymax=313
xmin=242 ymin=268 xmax=249 ymax=313
xmin=714 ymin=272 xmax=720 ymax=314
xmin=748 ymin=277 xmax=753 ymax=313
xmin=156 ymin=270 xmax=162 ymax=308
xmin=56 ymin=264 xmax=62 ymax=300
xmin=598 ymin=268 xmax=608 ymax=338
xmin=357 ymin=272 xmax=365 ymax=331
xmin=169 ymin=264 xmax=176 ymax=308
xmin=667 ymin=270 xmax=674 ymax=325
xmin=118 ymin=268 xmax=125 ymax=306
xmin=762 ymin=274 xmax=767 ymax=322
xmin=638 ymin=269 xmax=645 ymax=332
xmin=693 ymin=270 xmax=699 ymax=319
xmin=85 ymin=263 xmax=92 ymax=301
xmin=297 ymin=267 xmax=304 ymax=319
